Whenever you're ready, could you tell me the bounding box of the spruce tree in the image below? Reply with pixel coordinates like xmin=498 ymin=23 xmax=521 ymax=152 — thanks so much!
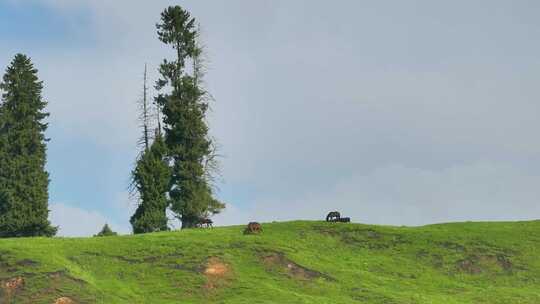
xmin=130 ymin=66 xmax=171 ymax=234
xmin=155 ymin=6 xmax=224 ymax=228
xmin=94 ymin=223 xmax=117 ymax=237
xmin=130 ymin=132 xmax=171 ymax=234
xmin=0 ymin=54 xmax=57 ymax=237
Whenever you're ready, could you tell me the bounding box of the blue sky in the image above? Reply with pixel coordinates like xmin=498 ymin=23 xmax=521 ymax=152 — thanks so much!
xmin=0 ymin=1 xmax=120 ymax=234
xmin=0 ymin=1 xmax=91 ymax=47
xmin=0 ymin=2 xmax=65 ymax=41
xmin=1 ymin=1 xmax=540 ymax=236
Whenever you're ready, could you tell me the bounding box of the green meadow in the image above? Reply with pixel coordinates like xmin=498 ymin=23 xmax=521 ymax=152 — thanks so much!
xmin=0 ymin=220 xmax=539 ymax=303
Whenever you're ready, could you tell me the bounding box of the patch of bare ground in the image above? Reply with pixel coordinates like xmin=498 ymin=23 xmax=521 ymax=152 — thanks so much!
xmin=0 ymin=276 xmax=24 ymax=302
xmin=48 ymin=270 xmax=86 ymax=286
xmin=16 ymin=259 xmax=39 ymax=267
xmin=54 ymin=297 xmax=75 ymax=304
xmin=313 ymin=226 xmax=410 ymax=250
xmin=424 ymin=240 xmax=520 ymax=275
xmin=0 ymin=250 xmax=39 ymax=274
xmin=456 ymin=254 xmax=514 ymax=274
xmin=202 ymin=257 xmax=232 ymax=291
xmin=260 ymin=252 xmax=335 ymax=281
xmin=414 ymin=240 xmax=523 ymax=275
xmin=22 ymin=271 xmax=85 ymax=303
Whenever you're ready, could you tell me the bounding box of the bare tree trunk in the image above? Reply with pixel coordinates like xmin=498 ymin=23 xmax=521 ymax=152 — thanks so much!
xmin=142 ymin=64 xmax=149 ymax=150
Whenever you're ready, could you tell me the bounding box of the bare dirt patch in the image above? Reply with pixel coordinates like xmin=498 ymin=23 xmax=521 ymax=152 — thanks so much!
xmin=15 ymin=259 xmax=39 ymax=268
xmin=2 ymin=276 xmax=24 ymax=291
xmin=204 ymin=258 xmax=229 ymax=277
xmin=54 ymin=296 xmax=75 ymax=304
xmin=0 ymin=251 xmax=39 ymax=274
xmin=20 ymin=271 xmax=86 ymax=303
xmin=46 ymin=270 xmax=86 ymax=286
xmin=456 ymin=254 xmax=514 ymax=274
xmin=313 ymin=226 xmax=409 ymax=250
xmin=0 ymin=276 xmax=24 ymax=302
xmin=202 ymin=257 xmax=232 ymax=290
xmin=261 ymin=252 xmax=334 ymax=281
xmin=418 ymin=240 xmax=520 ymax=274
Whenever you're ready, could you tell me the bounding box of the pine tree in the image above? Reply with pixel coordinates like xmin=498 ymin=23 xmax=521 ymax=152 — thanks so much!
xmin=130 ymin=66 xmax=171 ymax=234
xmin=0 ymin=54 xmax=57 ymax=237
xmin=94 ymin=223 xmax=117 ymax=237
xmin=155 ymin=6 xmax=224 ymax=228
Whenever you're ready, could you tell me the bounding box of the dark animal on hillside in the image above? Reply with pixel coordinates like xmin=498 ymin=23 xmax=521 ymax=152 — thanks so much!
xmin=326 ymin=211 xmax=341 ymax=222
xmin=196 ymin=217 xmax=213 ymax=228
xmin=244 ymin=222 xmax=262 ymax=234
xmin=338 ymin=217 xmax=350 ymax=223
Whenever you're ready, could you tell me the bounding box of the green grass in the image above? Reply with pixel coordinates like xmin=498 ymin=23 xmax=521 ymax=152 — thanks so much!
xmin=0 ymin=220 xmax=539 ymax=303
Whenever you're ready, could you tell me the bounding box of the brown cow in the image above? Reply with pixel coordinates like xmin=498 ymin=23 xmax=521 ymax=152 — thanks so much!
xmin=244 ymin=222 xmax=262 ymax=234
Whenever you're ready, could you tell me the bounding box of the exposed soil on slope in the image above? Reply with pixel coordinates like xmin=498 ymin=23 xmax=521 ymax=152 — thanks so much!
xmin=54 ymin=297 xmax=75 ymax=304
xmin=260 ymin=252 xmax=334 ymax=281
xmin=456 ymin=254 xmax=513 ymax=274
xmin=202 ymin=257 xmax=232 ymax=290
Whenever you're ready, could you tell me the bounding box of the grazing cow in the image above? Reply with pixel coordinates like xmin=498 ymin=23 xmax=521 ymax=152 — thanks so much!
xmin=326 ymin=211 xmax=341 ymax=222
xmin=244 ymin=222 xmax=262 ymax=234
xmin=197 ymin=217 xmax=213 ymax=228
xmin=338 ymin=217 xmax=351 ymax=223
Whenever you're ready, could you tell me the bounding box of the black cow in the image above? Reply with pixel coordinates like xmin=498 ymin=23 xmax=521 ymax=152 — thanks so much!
xmin=326 ymin=211 xmax=341 ymax=222
xmin=196 ymin=217 xmax=213 ymax=228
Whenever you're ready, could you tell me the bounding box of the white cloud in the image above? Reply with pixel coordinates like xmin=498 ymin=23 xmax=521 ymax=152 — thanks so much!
xmin=49 ymin=203 xmax=130 ymax=237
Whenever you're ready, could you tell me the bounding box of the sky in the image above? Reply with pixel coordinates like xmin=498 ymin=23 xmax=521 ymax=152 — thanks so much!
xmin=1 ymin=0 xmax=539 ymax=236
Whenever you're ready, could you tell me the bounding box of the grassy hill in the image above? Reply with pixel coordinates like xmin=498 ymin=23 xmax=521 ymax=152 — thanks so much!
xmin=0 ymin=220 xmax=539 ymax=303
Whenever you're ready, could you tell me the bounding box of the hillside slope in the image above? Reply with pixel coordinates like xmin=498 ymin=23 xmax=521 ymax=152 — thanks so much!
xmin=0 ymin=220 xmax=539 ymax=303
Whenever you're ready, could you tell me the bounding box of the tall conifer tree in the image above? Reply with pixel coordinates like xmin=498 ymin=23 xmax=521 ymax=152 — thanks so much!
xmin=155 ymin=6 xmax=224 ymax=228
xmin=0 ymin=54 xmax=56 ymax=237
xmin=130 ymin=67 xmax=171 ymax=234
xmin=130 ymin=132 xmax=171 ymax=234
